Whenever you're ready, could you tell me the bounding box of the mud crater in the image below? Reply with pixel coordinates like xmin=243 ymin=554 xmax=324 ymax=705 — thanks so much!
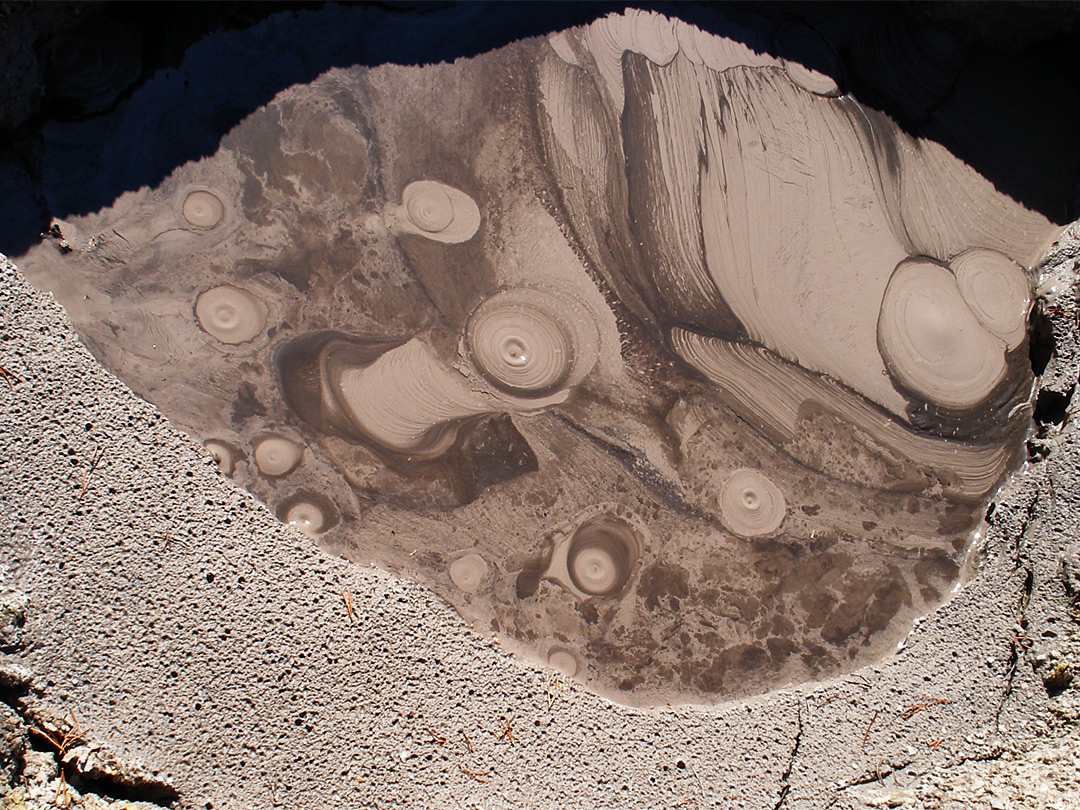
xmin=14 ymin=8 xmax=1076 ymax=705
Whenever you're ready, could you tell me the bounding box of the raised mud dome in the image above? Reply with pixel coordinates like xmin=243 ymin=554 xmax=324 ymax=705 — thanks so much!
xmin=15 ymin=7 xmax=1074 ymax=705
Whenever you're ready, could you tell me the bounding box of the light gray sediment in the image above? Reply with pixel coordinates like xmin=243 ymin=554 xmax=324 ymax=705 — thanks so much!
xmin=1 ymin=225 xmax=1079 ymax=807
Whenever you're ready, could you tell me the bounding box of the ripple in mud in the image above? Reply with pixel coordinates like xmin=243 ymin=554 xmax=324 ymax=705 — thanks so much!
xmin=16 ymin=6 xmax=1073 ymax=705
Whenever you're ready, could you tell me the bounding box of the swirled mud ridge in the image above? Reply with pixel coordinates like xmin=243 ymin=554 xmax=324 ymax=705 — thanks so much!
xmin=14 ymin=6 xmax=1074 ymax=704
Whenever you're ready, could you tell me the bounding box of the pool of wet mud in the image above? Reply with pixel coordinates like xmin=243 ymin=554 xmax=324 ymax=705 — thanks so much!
xmin=6 ymin=2 xmax=1078 ymax=706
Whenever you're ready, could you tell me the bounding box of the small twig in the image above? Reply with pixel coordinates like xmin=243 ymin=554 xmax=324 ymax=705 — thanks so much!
xmin=77 ymin=448 xmax=105 ymax=499
xmin=30 ymin=709 xmax=83 ymax=766
xmin=0 ymin=365 xmax=22 ymax=390
xmin=545 ymin=672 xmax=569 ymax=710
xmin=848 ymin=674 xmax=873 ymax=689
xmin=461 ymin=729 xmax=474 ymax=753
xmin=900 ymin=697 xmax=950 ymax=721
xmin=673 ymin=796 xmax=697 ymax=807
xmin=28 ymin=726 xmax=62 ymax=751
xmin=1012 ymin=634 xmax=1034 ymax=650
xmin=426 ymin=728 xmax=446 ymax=746
xmin=460 ymin=765 xmax=490 ymax=783
xmin=54 ymin=768 xmax=71 ymax=809
xmin=341 ymin=589 xmax=356 ymax=624
xmin=927 ymin=738 xmax=944 ymax=750
xmin=497 ymin=715 xmax=514 ymax=745
xmin=900 ymin=704 xmax=926 ymax=720
xmin=862 ymin=709 xmax=879 ymax=747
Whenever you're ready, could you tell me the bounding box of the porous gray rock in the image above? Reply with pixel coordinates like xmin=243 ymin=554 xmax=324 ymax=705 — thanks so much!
xmin=0 ymin=702 xmax=26 ymax=787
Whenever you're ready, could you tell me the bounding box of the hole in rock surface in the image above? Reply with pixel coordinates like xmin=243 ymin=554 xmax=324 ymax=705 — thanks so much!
xmin=9 ymin=3 xmax=1076 ymax=705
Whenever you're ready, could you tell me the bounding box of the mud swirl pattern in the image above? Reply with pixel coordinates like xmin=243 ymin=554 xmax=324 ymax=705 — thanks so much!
xmin=194 ymin=285 xmax=266 ymax=345
xmin=465 ymin=288 xmax=599 ymax=397
xmin=720 ymin=468 xmax=787 ymax=537
xmin=11 ymin=4 xmax=1066 ymax=707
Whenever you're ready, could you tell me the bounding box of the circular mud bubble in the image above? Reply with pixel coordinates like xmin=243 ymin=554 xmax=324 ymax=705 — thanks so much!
xmin=406 ymin=185 xmax=455 ymax=233
xmin=391 ymin=180 xmax=481 ymax=243
xmin=951 ymin=248 xmax=1030 ymax=350
xmin=182 ymin=189 xmax=227 ymax=229
xmin=547 ymin=647 xmax=580 ymax=677
xmin=449 ymin=553 xmax=489 ymax=594
xmin=720 ymin=468 xmax=786 ymax=537
xmin=465 ymin=288 xmax=600 ymax=398
xmin=204 ymin=439 xmax=239 ymax=476
xmin=253 ymin=436 xmax=302 ymax=477
xmin=276 ymin=491 xmax=338 ymax=536
xmin=566 ymin=515 xmax=641 ymax=598
xmin=878 ymin=259 xmax=1007 ymax=410
xmin=194 ymin=285 xmax=267 ymax=345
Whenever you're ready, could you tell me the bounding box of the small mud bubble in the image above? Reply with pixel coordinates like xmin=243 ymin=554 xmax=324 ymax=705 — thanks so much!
xmin=195 ymin=285 xmax=267 ymax=345
xmin=182 ymin=189 xmax=226 ymax=229
xmin=253 ymin=436 xmax=302 ymax=477
xmin=449 ymin=553 xmax=489 ymax=594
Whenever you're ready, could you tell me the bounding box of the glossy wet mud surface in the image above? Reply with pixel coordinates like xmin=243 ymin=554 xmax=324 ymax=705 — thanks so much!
xmin=14 ymin=8 xmax=1073 ymax=705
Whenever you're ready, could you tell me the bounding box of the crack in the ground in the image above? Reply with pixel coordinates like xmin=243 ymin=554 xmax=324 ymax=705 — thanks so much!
xmin=835 ymin=758 xmax=914 ymax=795
xmin=2 ymin=636 xmax=177 ymax=806
xmin=827 ymin=746 xmax=1008 ymax=809
xmin=996 ymin=565 xmax=1035 ymax=734
xmin=772 ymin=703 xmax=804 ymax=810
xmin=982 ymin=458 xmax=1045 ymax=735
xmin=1009 ymin=487 xmax=1043 ymax=570
xmin=995 ymin=639 xmax=1021 ymax=736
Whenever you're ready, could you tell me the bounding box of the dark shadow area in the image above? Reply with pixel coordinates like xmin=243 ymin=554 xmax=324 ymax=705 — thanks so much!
xmin=1 ymin=0 xmax=1079 ymax=256
xmin=1029 ymin=306 xmax=1057 ymax=377
xmin=1034 ymin=387 xmax=1072 ymax=426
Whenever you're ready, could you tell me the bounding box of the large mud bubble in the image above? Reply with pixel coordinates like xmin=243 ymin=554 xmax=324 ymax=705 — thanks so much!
xmin=13 ymin=6 xmax=1075 ymax=705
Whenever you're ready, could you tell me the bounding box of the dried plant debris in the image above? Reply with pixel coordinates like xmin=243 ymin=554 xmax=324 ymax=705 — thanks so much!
xmin=14 ymin=8 xmax=1075 ymax=705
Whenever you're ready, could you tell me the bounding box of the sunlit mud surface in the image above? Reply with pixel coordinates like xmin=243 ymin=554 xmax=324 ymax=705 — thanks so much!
xmin=14 ymin=7 xmax=1075 ymax=705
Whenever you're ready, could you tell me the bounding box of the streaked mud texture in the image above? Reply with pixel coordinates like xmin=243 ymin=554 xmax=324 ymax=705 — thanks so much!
xmin=15 ymin=9 xmax=1070 ymax=704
